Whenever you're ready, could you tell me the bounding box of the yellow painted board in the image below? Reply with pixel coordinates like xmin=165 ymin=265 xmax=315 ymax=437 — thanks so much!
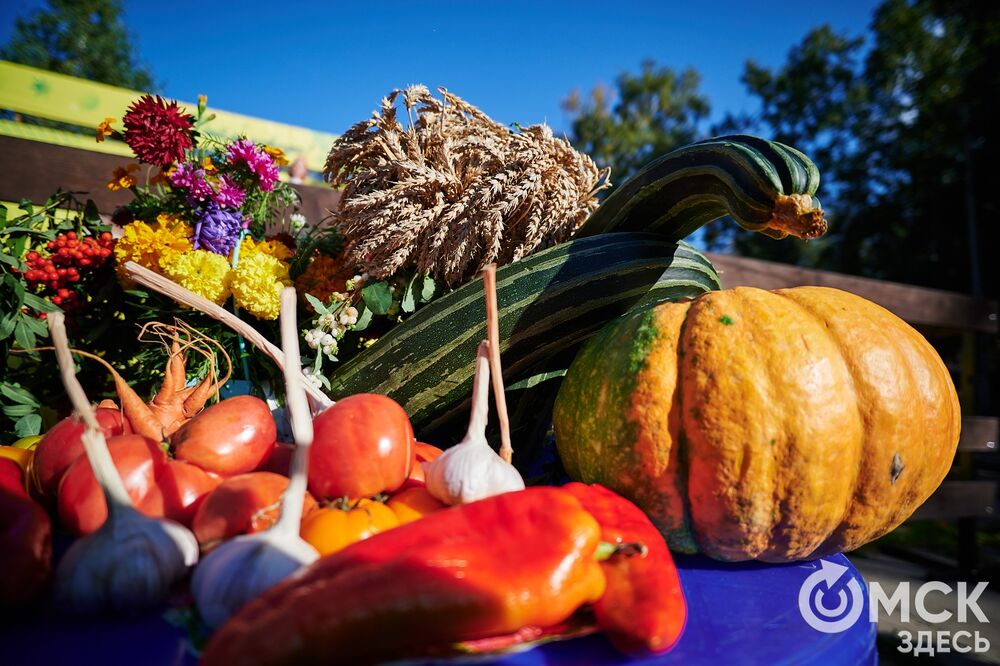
xmin=0 ymin=60 xmax=338 ymax=169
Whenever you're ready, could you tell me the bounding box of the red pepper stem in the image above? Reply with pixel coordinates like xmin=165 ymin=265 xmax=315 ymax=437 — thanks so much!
xmin=595 ymin=541 xmax=648 ymax=561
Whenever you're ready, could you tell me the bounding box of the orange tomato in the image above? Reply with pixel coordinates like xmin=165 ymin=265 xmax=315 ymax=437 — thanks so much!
xmin=0 ymin=446 xmax=32 ymax=476
xmin=386 ymin=486 xmax=448 ymax=525
xmin=301 ymin=499 xmax=400 ymax=556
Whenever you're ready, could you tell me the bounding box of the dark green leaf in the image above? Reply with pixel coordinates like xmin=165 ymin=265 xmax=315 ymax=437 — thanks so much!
xmin=507 ymin=369 xmax=568 ymax=391
xmin=22 ymin=292 xmax=58 ymax=312
xmin=0 ymin=382 xmax=40 ymax=406
xmin=13 ymin=320 xmax=35 ymax=352
xmin=353 ymin=304 xmax=373 ymax=331
xmin=83 ymin=199 xmax=101 ymax=224
xmin=401 ymin=275 xmax=417 ymax=313
xmin=2 ymin=404 xmax=37 ymax=418
xmin=304 ymin=293 xmax=331 ymax=316
xmin=0 ymin=205 xmax=7 ymax=226
xmin=361 ymin=281 xmax=392 ymax=315
xmin=14 ymin=413 xmax=42 ymax=437
xmin=0 ymin=314 xmax=16 ymax=340
xmin=18 ymin=199 xmax=33 ymax=215
xmin=0 ymin=252 xmax=21 ymax=268
xmin=124 ymin=289 xmax=150 ymax=298
xmin=21 ymin=316 xmax=48 ymax=336
xmin=418 ymin=275 xmax=437 ymax=303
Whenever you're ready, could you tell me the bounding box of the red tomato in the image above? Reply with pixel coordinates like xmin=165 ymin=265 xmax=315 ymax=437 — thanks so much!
xmin=157 ymin=460 xmax=222 ymax=526
xmin=256 ymin=441 xmax=295 ymax=476
xmin=191 ymin=471 xmax=318 ymax=548
xmin=309 ymin=394 xmax=414 ymax=500
xmin=400 ymin=441 xmax=446 ymax=489
xmin=57 ymin=434 xmax=167 ymax=535
xmin=31 ymin=407 xmax=131 ymax=502
xmin=0 ymin=459 xmax=52 ymax=609
xmin=173 ymin=396 xmax=276 ymax=476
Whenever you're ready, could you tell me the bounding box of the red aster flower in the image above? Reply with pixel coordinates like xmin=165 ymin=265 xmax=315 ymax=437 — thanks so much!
xmin=122 ymin=95 xmax=195 ymax=166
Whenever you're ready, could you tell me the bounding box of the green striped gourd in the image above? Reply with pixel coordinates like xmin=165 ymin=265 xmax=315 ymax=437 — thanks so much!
xmin=327 ymin=135 xmax=827 ymax=435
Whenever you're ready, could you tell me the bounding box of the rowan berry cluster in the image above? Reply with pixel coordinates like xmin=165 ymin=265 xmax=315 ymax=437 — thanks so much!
xmin=20 ymin=231 xmax=114 ymax=313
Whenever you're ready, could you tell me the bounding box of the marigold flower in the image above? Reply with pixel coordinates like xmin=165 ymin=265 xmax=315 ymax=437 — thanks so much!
xmin=107 ymin=164 xmax=140 ymax=191
xmin=231 ymin=252 xmax=291 ymax=320
xmin=263 ymin=145 xmax=290 ymax=167
xmin=294 ymin=254 xmax=354 ymax=309
xmin=113 ymin=217 xmax=193 ymax=282
xmin=162 ymin=249 xmax=233 ymax=305
xmin=96 ymin=117 xmax=116 ymax=143
xmin=242 ymin=236 xmax=293 ymax=261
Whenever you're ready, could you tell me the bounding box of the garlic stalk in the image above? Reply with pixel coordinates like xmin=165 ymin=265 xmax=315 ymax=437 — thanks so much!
xmin=424 ymin=340 xmax=525 ymax=505
xmin=482 ymin=264 xmax=513 ymax=464
xmin=49 ymin=312 xmax=198 ymax=614
xmin=192 ymin=287 xmax=319 ymax=628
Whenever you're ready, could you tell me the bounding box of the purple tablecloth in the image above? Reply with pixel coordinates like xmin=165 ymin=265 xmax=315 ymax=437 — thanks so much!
xmin=2 ymin=552 xmax=876 ymax=665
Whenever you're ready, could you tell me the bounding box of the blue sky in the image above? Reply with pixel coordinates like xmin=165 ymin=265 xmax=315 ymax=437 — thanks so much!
xmin=1 ymin=0 xmax=882 ymax=136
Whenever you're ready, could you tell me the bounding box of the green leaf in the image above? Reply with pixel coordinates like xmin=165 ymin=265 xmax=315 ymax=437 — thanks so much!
xmin=0 ymin=205 xmax=7 ymax=227
xmin=22 ymin=292 xmax=58 ymax=312
xmin=353 ymin=304 xmax=373 ymax=331
xmin=83 ymin=199 xmax=101 ymax=224
xmin=21 ymin=315 xmax=48 ymax=336
xmin=0 ymin=252 xmax=21 ymax=268
xmin=13 ymin=320 xmax=35 ymax=352
xmin=14 ymin=414 xmax=42 ymax=437
xmin=18 ymin=199 xmax=33 ymax=215
xmin=361 ymin=281 xmax=392 ymax=315
xmin=0 ymin=382 xmax=40 ymax=406
xmin=507 ymin=369 xmax=568 ymax=391
xmin=124 ymin=289 xmax=150 ymax=298
xmin=401 ymin=275 xmax=418 ymax=314
xmin=419 ymin=275 xmax=437 ymax=303
xmin=304 ymin=293 xmax=331 ymax=316
xmin=2 ymin=403 xmax=37 ymax=418
xmin=0 ymin=314 xmax=16 ymax=340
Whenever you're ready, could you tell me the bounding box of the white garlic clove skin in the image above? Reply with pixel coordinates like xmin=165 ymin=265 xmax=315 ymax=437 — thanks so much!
xmin=424 ymin=435 xmax=525 ymax=506
xmin=192 ymin=532 xmax=319 ymax=629
xmin=55 ymin=506 xmax=199 ymax=615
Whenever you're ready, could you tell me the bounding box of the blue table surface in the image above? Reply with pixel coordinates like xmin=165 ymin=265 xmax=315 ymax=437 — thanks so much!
xmin=2 ymin=552 xmax=876 ymax=666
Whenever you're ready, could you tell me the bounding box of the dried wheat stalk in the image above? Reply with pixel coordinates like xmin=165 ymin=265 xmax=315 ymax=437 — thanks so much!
xmin=324 ymin=86 xmax=611 ymax=286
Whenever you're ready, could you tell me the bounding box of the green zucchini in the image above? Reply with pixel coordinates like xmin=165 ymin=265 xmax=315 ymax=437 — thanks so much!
xmin=575 ymin=134 xmax=826 ymax=241
xmin=329 ymin=234 xmax=719 ymax=433
xmin=327 ymin=135 xmax=826 ymax=436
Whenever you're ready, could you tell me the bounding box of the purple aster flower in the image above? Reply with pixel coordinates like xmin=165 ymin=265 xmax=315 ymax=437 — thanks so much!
xmin=170 ymin=161 xmax=215 ymax=203
xmin=212 ymin=173 xmax=246 ymax=209
xmin=193 ymin=204 xmax=244 ymax=256
xmin=227 ymin=139 xmax=280 ymax=192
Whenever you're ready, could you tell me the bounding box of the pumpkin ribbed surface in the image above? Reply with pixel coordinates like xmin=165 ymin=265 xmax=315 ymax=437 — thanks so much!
xmin=553 ymin=286 xmax=961 ymax=562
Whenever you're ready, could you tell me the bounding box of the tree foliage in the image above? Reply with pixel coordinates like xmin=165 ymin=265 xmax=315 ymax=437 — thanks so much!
xmin=1 ymin=0 xmax=154 ymax=90
xmin=562 ymin=60 xmax=710 ymax=185
xmin=712 ymin=0 xmax=997 ymax=297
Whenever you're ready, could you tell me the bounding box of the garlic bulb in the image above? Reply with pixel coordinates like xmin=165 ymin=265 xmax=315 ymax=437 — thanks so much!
xmin=425 ymin=340 xmax=525 ymax=505
xmin=192 ymin=288 xmax=319 ymax=628
xmin=48 ymin=313 xmax=198 ymax=614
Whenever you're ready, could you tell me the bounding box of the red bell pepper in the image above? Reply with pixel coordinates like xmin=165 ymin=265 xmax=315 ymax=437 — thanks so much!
xmin=563 ymin=482 xmax=687 ymax=654
xmin=202 ymin=487 xmax=607 ymax=666
xmin=0 ymin=458 xmax=52 ymax=609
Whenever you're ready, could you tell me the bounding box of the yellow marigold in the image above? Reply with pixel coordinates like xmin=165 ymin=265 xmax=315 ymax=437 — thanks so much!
xmin=241 ymin=236 xmax=293 ymax=262
xmin=96 ymin=117 xmax=116 ymax=142
xmin=162 ymin=250 xmax=233 ymax=305
xmin=231 ymin=252 xmax=291 ymax=320
xmin=263 ymin=145 xmax=289 ymax=167
xmin=107 ymin=164 xmax=140 ymax=191
xmin=113 ymin=217 xmax=194 ymax=282
xmin=294 ymin=254 xmax=352 ymax=309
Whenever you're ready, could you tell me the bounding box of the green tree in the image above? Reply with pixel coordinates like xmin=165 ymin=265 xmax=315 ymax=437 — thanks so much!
xmin=713 ymin=0 xmax=998 ymax=298
xmin=562 ymin=60 xmax=710 ymax=185
xmin=1 ymin=0 xmax=154 ymax=90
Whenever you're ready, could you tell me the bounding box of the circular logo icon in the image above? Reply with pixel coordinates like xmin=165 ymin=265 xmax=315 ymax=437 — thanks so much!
xmin=798 ymin=559 xmax=865 ymax=634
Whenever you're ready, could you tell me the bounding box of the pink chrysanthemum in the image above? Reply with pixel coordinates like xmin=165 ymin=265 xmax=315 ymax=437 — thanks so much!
xmin=213 ymin=173 xmax=246 ymax=209
xmin=122 ymin=95 xmax=195 ymax=166
xmin=227 ymin=139 xmax=280 ymax=192
xmin=170 ymin=162 xmax=215 ymax=203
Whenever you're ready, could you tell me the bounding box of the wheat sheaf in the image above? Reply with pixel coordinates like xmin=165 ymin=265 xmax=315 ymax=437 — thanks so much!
xmin=324 ymin=85 xmax=611 ymax=286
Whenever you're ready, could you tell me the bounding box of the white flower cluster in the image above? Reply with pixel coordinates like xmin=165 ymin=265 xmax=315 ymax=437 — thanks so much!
xmin=303 ymin=291 xmax=360 ymax=361
xmin=288 ymin=213 xmax=308 ymax=237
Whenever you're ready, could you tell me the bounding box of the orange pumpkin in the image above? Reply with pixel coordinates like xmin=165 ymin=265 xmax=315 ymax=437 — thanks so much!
xmin=554 ymin=286 xmax=961 ymax=562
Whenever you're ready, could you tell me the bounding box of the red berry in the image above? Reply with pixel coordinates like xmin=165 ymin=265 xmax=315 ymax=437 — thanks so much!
xmin=38 ymin=313 xmax=47 ymax=320
xmin=52 ymin=296 xmax=62 ymax=305
xmin=66 ymin=231 xmax=77 ymax=240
